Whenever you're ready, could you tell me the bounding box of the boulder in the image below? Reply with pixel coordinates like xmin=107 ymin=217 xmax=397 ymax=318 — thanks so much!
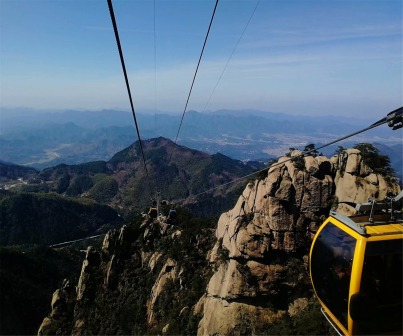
xmin=288 ymin=298 xmax=309 ymax=316
xmin=304 ymin=156 xmax=319 ymax=176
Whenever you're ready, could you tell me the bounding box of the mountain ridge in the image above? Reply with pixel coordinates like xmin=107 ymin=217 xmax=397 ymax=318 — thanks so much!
xmin=1 ymin=108 xmax=399 ymax=169
xmin=2 ymin=137 xmax=264 ymax=218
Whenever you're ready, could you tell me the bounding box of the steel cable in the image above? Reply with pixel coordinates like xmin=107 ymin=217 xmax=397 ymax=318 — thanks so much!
xmin=176 ymin=111 xmax=400 ymax=203
xmin=106 ymin=0 xmax=152 ymax=191
xmin=168 ymin=0 xmax=220 ymax=164
xmin=202 ymin=0 xmax=261 ymax=113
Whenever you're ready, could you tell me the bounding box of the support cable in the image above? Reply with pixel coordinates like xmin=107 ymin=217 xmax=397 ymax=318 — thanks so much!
xmin=106 ymin=0 xmax=152 ymax=190
xmin=168 ymin=0 xmax=220 ymax=164
xmin=154 ymin=0 xmax=157 ymax=137
xmin=176 ymin=109 xmax=402 ymax=203
xmin=202 ymin=0 xmax=261 ymax=113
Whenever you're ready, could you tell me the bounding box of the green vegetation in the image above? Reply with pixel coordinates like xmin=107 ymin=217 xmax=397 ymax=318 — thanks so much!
xmin=0 ymin=245 xmax=82 ymax=335
xmin=246 ymin=159 xmax=277 ymax=183
xmin=240 ymin=212 xmax=254 ymax=227
xmin=88 ymin=175 xmax=118 ymax=203
xmin=216 ymin=238 xmax=230 ymax=264
xmin=293 ymin=156 xmax=305 ymax=171
xmin=353 ymin=143 xmax=395 ymax=177
xmin=20 ymin=183 xmax=50 ymax=193
xmin=23 ymin=138 xmax=261 ymax=218
xmin=147 ymin=212 xmax=217 ymax=335
xmin=303 ymin=143 xmax=319 ymax=157
xmin=285 ymin=147 xmax=306 ymax=170
xmin=0 ymin=163 xmax=37 ymax=182
xmin=260 ymin=300 xmax=331 ymax=335
xmin=74 ymin=265 xmax=155 ymax=335
xmin=66 ymin=175 xmax=93 ymax=196
xmin=60 ymin=207 xmax=217 ymax=336
xmin=0 ymin=191 xmax=121 ymax=246
xmin=334 ymin=145 xmax=346 ymax=156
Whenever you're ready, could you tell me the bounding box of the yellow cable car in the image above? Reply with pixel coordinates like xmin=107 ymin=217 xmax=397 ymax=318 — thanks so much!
xmin=310 ymin=192 xmax=403 ymax=336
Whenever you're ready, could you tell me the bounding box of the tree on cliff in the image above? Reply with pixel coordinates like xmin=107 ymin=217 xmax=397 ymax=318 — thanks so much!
xmin=353 ymin=143 xmax=395 ymax=177
xmin=303 ymin=143 xmax=319 ymax=157
xmin=334 ymin=145 xmax=346 ymax=156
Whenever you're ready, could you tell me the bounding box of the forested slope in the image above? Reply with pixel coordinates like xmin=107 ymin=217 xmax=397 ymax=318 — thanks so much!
xmin=0 ymin=191 xmax=121 ymax=246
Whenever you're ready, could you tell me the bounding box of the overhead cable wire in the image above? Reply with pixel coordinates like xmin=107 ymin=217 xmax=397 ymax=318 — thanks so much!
xmin=106 ymin=0 xmax=152 ymax=190
xmin=176 ymin=110 xmax=401 ymax=203
xmin=168 ymin=0 xmax=220 ymax=164
xmin=154 ymin=0 xmax=157 ymax=137
xmin=202 ymin=0 xmax=261 ymax=113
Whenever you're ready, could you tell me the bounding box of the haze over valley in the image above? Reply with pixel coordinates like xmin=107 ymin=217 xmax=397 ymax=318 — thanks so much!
xmin=1 ymin=107 xmax=401 ymax=172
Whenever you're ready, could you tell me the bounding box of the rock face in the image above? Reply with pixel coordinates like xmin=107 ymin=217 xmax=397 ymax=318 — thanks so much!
xmin=38 ymin=279 xmax=76 ymax=335
xmin=333 ymin=149 xmax=400 ymax=215
xmin=198 ymin=151 xmax=400 ymax=336
xmin=37 ymin=215 xmax=183 ymax=336
xmin=147 ymin=258 xmax=180 ymax=325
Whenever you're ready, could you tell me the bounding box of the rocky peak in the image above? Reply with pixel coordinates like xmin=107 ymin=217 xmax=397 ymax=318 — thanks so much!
xmin=197 ymin=149 xmax=400 ymax=335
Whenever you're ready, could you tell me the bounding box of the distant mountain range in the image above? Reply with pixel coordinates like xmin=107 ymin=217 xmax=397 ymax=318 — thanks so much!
xmin=0 ymin=107 xmax=400 ymax=169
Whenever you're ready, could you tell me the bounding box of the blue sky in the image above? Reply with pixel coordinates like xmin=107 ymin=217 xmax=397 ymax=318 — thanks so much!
xmin=1 ymin=0 xmax=402 ymax=118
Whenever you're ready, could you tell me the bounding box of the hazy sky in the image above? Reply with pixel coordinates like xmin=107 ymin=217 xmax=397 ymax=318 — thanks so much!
xmin=1 ymin=0 xmax=402 ymax=118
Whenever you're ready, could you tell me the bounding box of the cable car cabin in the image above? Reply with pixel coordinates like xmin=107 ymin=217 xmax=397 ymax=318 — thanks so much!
xmin=148 ymin=208 xmax=158 ymax=219
xmin=310 ymin=192 xmax=403 ymax=336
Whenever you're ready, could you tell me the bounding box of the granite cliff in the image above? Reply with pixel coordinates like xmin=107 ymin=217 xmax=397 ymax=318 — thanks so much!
xmin=197 ymin=148 xmax=399 ymax=335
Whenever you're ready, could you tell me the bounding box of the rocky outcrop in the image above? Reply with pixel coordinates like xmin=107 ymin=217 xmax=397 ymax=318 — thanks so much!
xmin=333 ymin=149 xmax=400 ymax=215
xmin=38 ymin=280 xmax=76 ymax=335
xmin=288 ymin=298 xmax=309 ymax=316
xmin=147 ymin=258 xmax=180 ymax=325
xmin=77 ymin=247 xmax=100 ymax=301
xmin=198 ymin=150 xmax=400 ymax=335
xmin=38 ymin=213 xmax=180 ymax=335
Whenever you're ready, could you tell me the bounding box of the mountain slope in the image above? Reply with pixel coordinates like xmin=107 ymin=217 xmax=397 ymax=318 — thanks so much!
xmin=0 ymin=191 xmax=121 ymax=246
xmin=0 ymin=246 xmax=83 ymax=335
xmin=27 ymin=137 xmax=261 ymax=217
xmin=0 ymin=163 xmax=37 ymax=182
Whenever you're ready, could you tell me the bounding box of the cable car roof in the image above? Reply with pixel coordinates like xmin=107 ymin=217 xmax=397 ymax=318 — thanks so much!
xmin=330 ymin=191 xmax=403 ymax=237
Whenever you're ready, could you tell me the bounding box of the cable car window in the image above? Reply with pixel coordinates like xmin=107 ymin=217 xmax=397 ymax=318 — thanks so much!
xmin=352 ymin=239 xmax=403 ymax=335
xmin=311 ymin=222 xmax=356 ymax=329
